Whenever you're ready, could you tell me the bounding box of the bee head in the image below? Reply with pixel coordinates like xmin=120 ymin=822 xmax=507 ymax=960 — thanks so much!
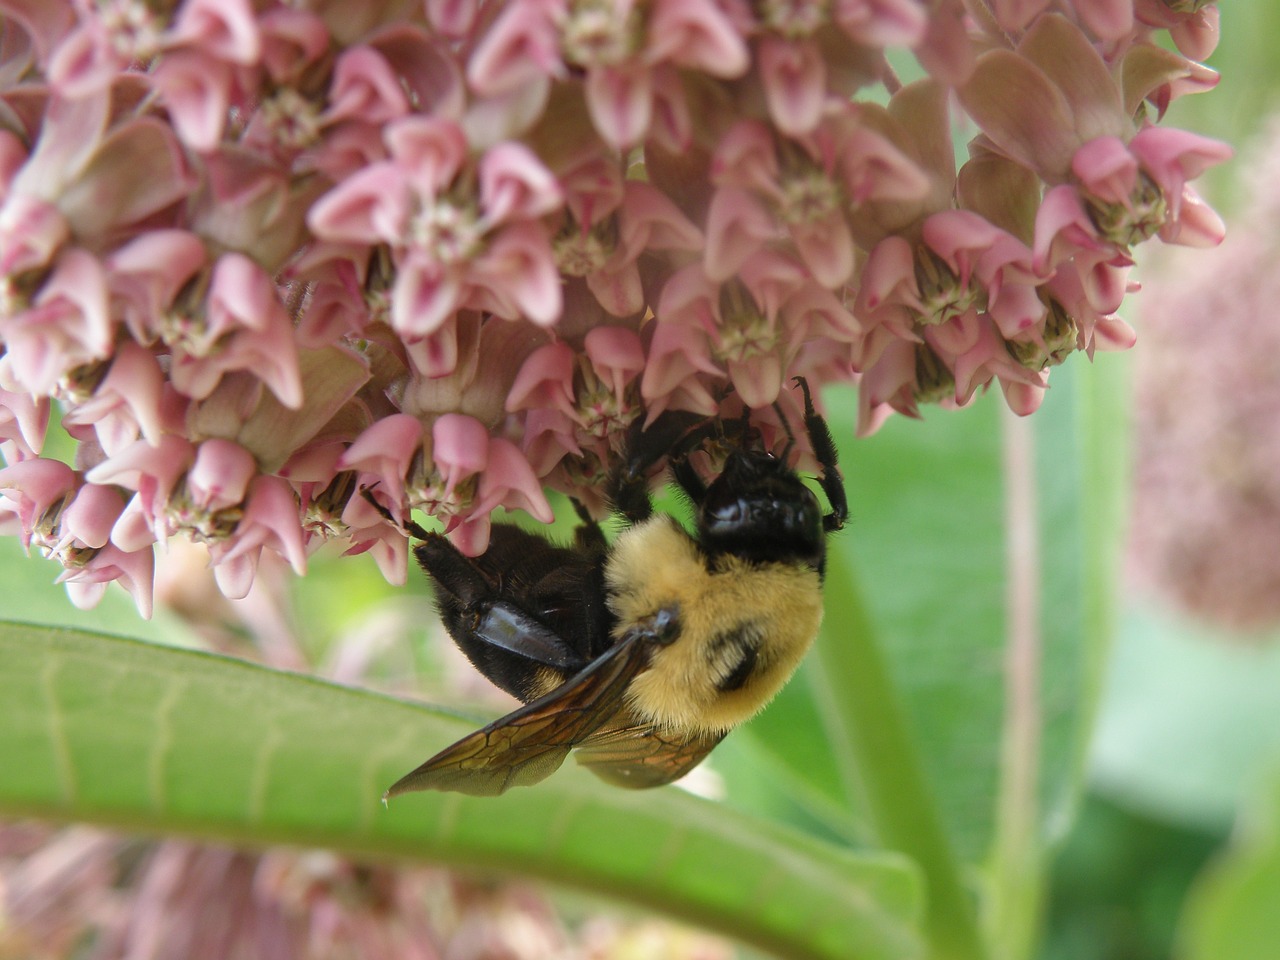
xmin=696 ymin=449 xmax=825 ymax=569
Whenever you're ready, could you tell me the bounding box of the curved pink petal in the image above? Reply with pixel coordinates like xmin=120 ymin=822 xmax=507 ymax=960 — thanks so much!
xmin=475 ymin=437 xmax=553 ymax=522
xmin=307 ymin=161 xmax=408 ymax=244
xmin=586 ymin=261 xmax=644 ymax=317
xmin=727 ymin=354 xmax=784 ymax=409
xmin=466 ymin=0 xmax=562 ymax=97
xmin=152 ymin=51 xmax=234 ymax=151
xmin=207 ymin=253 xmax=283 ymax=335
xmin=617 ymin=180 xmax=703 ymax=257
xmin=1070 ymin=136 xmax=1137 ymax=206
xmin=480 ymin=141 xmax=563 ymax=222
xmin=758 ymin=36 xmax=825 ymax=138
xmin=584 ymin=325 xmax=645 ymax=393
xmin=1076 ymin=0 xmax=1134 ymax=40
xmin=506 ymin=341 xmax=576 ymax=415
xmin=585 ymin=63 xmax=653 ymax=150
xmin=61 ymin=482 xmax=124 ymax=549
xmin=221 ymin=474 xmax=308 ymax=575
xmin=169 ymin=0 xmax=261 ymax=65
xmin=385 ymin=115 xmax=468 ymax=196
xmin=703 ymin=187 xmax=777 ymax=283
xmin=391 ymin=254 xmax=462 ymax=336
xmin=432 ymin=413 xmax=490 ymax=498
xmin=473 ymin=222 xmax=562 ymax=326
xmin=835 ymin=0 xmax=930 ymax=47
xmin=62 ymin=543 xmax=155 ymax=619
xmin=340 ymin=414 xmax=425 ymax=507
xmin=1128 ymin=126 xmax=1233 ymax=201
xmin=646 ymin=0 xmax=749 ymax=77
xmin=1158 ymin=186 xmax=1226 ymax=249
xmin=326 ymin=46 xmax=412 ymax=125
xmin=188 ymin=438 xmax=256 ymax=512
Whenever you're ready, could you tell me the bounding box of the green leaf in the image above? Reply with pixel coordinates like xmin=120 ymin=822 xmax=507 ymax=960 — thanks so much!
xmin=0 ymin=622 xmax=924 ymax=960
xmin=1180 ymin=767 xmax=1280 ymax=960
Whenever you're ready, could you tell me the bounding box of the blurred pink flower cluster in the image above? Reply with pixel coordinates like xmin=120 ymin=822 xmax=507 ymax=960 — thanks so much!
xmin=1129 ymin=116 xmax=1280 ymax=631
xmin=0 ymin=0 xmax=1229 ymax=614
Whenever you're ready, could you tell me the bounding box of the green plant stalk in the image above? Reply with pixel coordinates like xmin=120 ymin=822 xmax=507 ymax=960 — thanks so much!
xmin=810 ymin=557 xmax=988 ymax=960
xmin=985 ymin=407 xmax=1044 ymax=960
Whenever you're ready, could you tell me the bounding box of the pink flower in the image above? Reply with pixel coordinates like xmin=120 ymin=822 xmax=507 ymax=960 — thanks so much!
xmin=309 ymin=116 xmax=564 ymax=334
xmin=167 ymin=253 xmax=303 ymax=409
xmin=0 ymin=248 xmax=110 ymax=396
xmin=468 ymin=0 xmax=748 ymax=148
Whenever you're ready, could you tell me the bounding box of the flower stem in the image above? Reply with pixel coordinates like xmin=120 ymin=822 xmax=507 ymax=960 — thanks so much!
xmin=810 ymin=557 xmax=989 ymax=960
xmin=985 ymin=406 xmax=1044 ymax=960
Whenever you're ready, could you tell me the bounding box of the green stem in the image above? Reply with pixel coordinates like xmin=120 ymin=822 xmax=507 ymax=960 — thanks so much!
xmin=986 ymin=407 xmax=1044 ymax=960
xmin=810 ymin=558 xmax=988 ymax=960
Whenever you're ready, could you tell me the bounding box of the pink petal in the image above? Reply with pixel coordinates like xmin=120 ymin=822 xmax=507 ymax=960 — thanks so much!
xmin=432 ymin=413 xmax=490 ymax=497
xmin=168 ymin=0 xmax=261 ymax=65
xmin=206 ymin=253 xmax=283 ymax=336
xmin=340 ymin=413 xmax=426 ymax=507
xmin=188 ymin=438 xmax=256 ymax=512
xmin=326 ymin=46 xmax=412 ymax=125
xmin=307 ymin=161 xmax=408 ymax=244
xmin=727 ymin=354 xmax=784 ymax=409
xmin=703 ymin=187 xmax=777 ymax=283
xmin=757 ymin=36 xmax=825 ymax=137
xmin=584 ymin=325 xmax=645 ymax=392
xmin=466 ymin=0 xmax=562 ymax=97
xmin=475 ymin=437 xmax=553 ymax=522
xmin=61 ymin=482 xmax=124 ymax=549
xmin=220 ymin=474 xmax=307 ymax=575
xmin=791 ymin=214 xmax=856 ymax=288
xmin=472 ymin=222 xmax=562 ymax=326
xmin=1076 ymin=0 xmax=1134 ymax=39
xmin=640 ymin=320 xmax=722 ymax=405
xmin=479 ymin=142 xmax=563 ymax=222
xmin=385 ymin=115 xmax=468 ymax=197
xmin=392 ymin=255 xmax=463 ymax=336
xmin=62 ymin=543 xmax=155 ymax=619
xmin=0 ymin=194 xmax=69 ymax=275
xmin=1128 ymin=126 xmax=1233 ymax=201
xmin=152 ymin=51 xmax=234 ymax=151
xmin=585 ymin=64 xmax=653 ymax=150
xmin=646 ymin=0 xmax=749 ymax=77
xmin=835 ymin=0 xmax=930 ymax=47
xmin=1071 ymin=136 xmax=1137 ymax=206
xmin=586 ymin=261 xmax=644 ymax=317
xmin=506 ymin=342 xmax=576 ymax=415
xmin=1158 ymin=186 xmax=1226 ymax=249
xmin=617 ymin=180 xmax=703 ymax=257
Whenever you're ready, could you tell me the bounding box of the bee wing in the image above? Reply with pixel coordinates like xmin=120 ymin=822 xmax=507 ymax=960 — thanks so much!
xmin=574 ymin=723 xmax=727 ymax=789
xmin=384 ymin=634 xmax=652 ymax=799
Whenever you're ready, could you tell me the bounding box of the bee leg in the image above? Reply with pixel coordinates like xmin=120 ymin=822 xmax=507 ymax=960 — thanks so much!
xmin=670 ymin=455 xmax=707 ymax=503
xmin=360 ymin=488 xmax=433 ymax=540
xmin=609 ymin=410 xmax=716 ymax=524
xmin=792 ymin=376 xmax=847 ymax=531
xmin=570 ymin=497 xmax=609 ymax=555
xmin=413 ymin=532 xmax=496 ymax=605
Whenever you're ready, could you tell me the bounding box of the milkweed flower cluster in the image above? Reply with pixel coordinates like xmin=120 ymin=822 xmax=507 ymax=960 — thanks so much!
xmin=1130 ymin=117 xmax=1280 ymax=631
xmin=0 ymin=0 xmax=1229 ymax=615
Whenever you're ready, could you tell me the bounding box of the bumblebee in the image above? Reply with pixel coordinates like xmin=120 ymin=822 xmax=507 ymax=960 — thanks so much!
xmin=385 ymin=378 xmax=847 ymax=798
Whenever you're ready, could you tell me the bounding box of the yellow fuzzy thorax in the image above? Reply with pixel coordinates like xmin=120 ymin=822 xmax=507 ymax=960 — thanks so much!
xmin=604 ymin=516 xmax=824 ymax=735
